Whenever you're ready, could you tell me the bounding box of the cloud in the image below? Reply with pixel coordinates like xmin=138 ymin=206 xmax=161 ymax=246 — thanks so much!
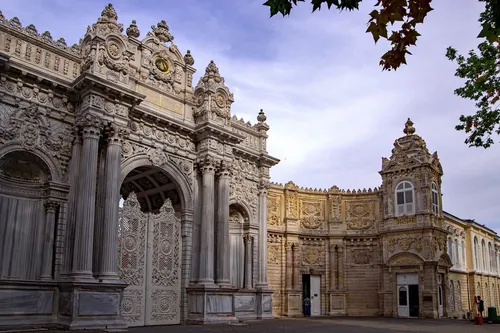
xmin=2 ymin=0 xmax=499 ymax=229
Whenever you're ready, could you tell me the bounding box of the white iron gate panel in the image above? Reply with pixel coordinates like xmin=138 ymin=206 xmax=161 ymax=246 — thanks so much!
xmin=118 ymin=192 xmax=181 ymax=327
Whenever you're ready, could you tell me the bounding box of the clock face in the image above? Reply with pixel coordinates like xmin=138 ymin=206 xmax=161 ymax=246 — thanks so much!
xmin=155 ymin=57 xmax=170 ymax=73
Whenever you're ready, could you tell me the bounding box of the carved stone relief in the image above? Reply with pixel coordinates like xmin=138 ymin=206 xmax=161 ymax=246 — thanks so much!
xmin=345 ymin=201 xmax=375 ymax=230
xmin=329 ymin=195 xmax=342 ymax=222
xmin=230 ymin=161 xmax=258 ymax=220
xmin=268 ymin=196 xmax=282 ymax=226
xmin=300 ymin=200 xmax=323 ymax=229
xmin=0 ymin=102 xmax=72 ymax=177
xmin=268 ymin=245 xmax=281 ymax=265
xmin=286 ymin=191 xmax=298 ymax=219
xmin=351 ymin=249 xmax=372 ymax=265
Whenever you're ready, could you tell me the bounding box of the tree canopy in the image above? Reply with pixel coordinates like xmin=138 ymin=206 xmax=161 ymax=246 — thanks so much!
xmin=263 ymin=0 xmax=500 ymax=148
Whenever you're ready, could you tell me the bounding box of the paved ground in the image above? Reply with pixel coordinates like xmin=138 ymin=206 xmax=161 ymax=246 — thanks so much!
xmin=11 ymin=317 xmax=500 ymax=333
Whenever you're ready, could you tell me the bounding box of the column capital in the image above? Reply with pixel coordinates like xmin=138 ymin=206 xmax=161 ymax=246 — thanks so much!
xmin=104 ymin=123 xmax=129 ymax=145
xmin=44 ymin=200 xmax=60 ymax=212
xmin=77 ymin=114 xmax=103 ymax=139
xmin=216 ymin=160 xmax=233 ymax=178
xmin=196 ymin=155 xmax=217 ymax=175
xmin=258 ymin=179 xmax=270 ymax=195
xmin=243 ymin=234 xmax=254 ymax=243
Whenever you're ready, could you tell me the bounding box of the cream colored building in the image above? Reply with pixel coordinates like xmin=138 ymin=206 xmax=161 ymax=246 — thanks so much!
xmin=267 ymin=119 xmax=500 ymax=319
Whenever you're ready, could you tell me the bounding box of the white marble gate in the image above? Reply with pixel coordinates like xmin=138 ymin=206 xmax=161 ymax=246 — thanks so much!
xmin=118 ymin=193 xmax=181 ymax=327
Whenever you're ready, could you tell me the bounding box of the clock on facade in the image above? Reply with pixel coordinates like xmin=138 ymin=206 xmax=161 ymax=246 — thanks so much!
xmin=155 ymin=57 xmax=170 ymax=73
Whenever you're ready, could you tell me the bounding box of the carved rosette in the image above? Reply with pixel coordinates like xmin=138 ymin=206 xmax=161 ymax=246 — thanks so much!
xmin=300 ymin=201 xmax=323 ymax=229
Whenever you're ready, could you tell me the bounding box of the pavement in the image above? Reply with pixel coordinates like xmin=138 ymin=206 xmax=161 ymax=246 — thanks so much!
xmin=12 ymin=317 xmax=500 ymax=333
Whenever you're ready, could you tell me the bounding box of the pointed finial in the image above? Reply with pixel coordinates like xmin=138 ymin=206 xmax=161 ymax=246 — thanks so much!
xmin=126 ymin=20 xmax=140 ymax=38
xmin=151 ymin=20 xmax=174 ymax=43
xmin=257 ymin=109 xmax=267 ymax=123
xmin=205 ymin=60 xmax=219 ymax=74
xmin=403 ymin=118 xmax=415 ymax=136
xmin=184 ymin=50 xmax=194 ymax=66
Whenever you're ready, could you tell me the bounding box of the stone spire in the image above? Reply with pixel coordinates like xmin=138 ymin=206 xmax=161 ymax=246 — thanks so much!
xmin=193 ymin=60 xmax=234 ymax=123
xmin=403 ymin=118 xmax=415 ymax=136
xmin=88 ymin=3 xmax=123 ymax=35
xmin=151 ymin=20 xmax=174 ymax=43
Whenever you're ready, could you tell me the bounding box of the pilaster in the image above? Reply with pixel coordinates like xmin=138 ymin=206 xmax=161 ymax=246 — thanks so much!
xmin=71 ymin=114 xmax=102 ymax=280
xmin=40 ymin=201 xmax=60 ymax=280
xmin=215 ymin=161 xmax=231 ymax=287
xmin=197 ymin=156 xmax=217 ymax=286
xmin=98 ymin=124 xmax=127 ymax=280
xmin=244 ymin=234 xmax=254 ymax=289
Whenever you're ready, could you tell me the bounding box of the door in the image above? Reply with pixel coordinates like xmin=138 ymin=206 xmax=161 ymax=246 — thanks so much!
xmin=310 ymin=275 xmax=321 ymax=316
xmin=438 ymin=285 xmax=443 ymax=317
xmin=398 ymin=286 xmax=409 ymax=317
xmin=409 ymin=285 xmax=419 ymax=317
xmin=118 ymin=193 xmax=182 ymax=327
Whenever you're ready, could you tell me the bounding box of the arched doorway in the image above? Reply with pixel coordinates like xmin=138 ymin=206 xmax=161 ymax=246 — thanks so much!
xmin=0 ymin=150 xmax=57 ymax=280
xmin=118 ymin=165 xmax=183 ymax=327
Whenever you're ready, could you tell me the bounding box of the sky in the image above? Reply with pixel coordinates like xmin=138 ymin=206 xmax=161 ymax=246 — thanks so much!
xmin=2 ymin=0 xmax=499 ymax=231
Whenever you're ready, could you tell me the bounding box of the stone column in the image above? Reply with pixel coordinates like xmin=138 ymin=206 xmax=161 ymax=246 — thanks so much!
xmin=216 ymin=162 xmax=231 ymax=287
xmin=244 ymin=234 xmax=254 ymax=289
xmin=293 ymin=243 xmax=300 ymax=290
xmin=198 ymin=157 xmax=216 ymax=286
xmin=98 ymin=125 xmax=125 ymax=280
xmin=62 ymin=133 xmax=82 ymax=276
xmin=286 ymin=241 xmax=293 ymax=290
xmin=71 ymin=115 xmax=102 ymax=280
xmin=40 ymin=201 xmax=59 ymax=280
xmin=338 ymin=245 xmax=344 ymax=290
xmin=256 ymin=181 xmax=269 ymax=288
xmin=329 ymin=244 xmax=337 ymax=290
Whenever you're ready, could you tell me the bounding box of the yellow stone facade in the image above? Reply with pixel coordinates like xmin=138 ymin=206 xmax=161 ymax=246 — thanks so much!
xmin=267 ymin=119 xmax=500 ymax=319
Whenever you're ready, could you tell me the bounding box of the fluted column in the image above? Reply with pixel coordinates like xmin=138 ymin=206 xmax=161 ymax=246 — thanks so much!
xmin=198 ymin=157 xmax=216 ymax=286
xmin=244 ymin=234 xmax=254 ymax=289
xmin=62 ymin=133 xmax=82 ymax=276
xmin=286 ymin=241 xmax=293 ymax=290
xmin=40 ymin=201 xmax=59 ymax=280
xmin=338 ymin=245 xmax=344 ymax=290
xmin=98 ymin=125 xmax=125 ymax=280
xmin=72 ymin=115 xmax=102 ymax=280
xmin=256 ymin=181 xmax=269 ymax=288
xmin=216 ymin=161 xmax=231 ymax=287
xmin=330 ymin=244 xmax=337 ymax=290
xmin=293 ymin=243 xmax=300 ymax=290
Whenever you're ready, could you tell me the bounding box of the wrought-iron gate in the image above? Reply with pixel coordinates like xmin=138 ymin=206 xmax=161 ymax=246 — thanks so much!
xmin=118 ymin=193 xmax=181 ymax=327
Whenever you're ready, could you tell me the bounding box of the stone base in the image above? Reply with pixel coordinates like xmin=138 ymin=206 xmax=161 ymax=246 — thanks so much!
xmin=0 ymin=279 xmax=127 ymax=331
xmin=186 ymin=285 xmax=239 ymax=324
xmin=256 ymin=287 xmax=274 ymax=319
xmin=283 ymin=291 xmax=303 ymax=317
xmin=56 ymin=280 xmax=128 ymax=330
xmin=328 ymin=292 xmax=347 ymax=315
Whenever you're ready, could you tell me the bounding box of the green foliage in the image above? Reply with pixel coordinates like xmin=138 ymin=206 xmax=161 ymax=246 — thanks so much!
xmin=446 ymin=0 xmax=500 ymax=148
xmin=263 ymin=0 xmax=433 ymax=71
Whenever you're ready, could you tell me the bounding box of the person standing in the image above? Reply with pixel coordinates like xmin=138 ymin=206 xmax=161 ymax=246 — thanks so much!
xmin=478 ymin=296 xmax=485 ymax=317
xmin=303 ymin=297 xmax=311 ymax=317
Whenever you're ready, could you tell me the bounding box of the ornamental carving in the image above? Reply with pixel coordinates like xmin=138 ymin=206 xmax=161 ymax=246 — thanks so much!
xmin=268 ymin=245 xmax=281 ymax=265
xmin=302 ymin=247 xmax=323 ymax=266
xmin=398 ymin=235 xmax=414 ymax=251
xmin=394 ymin=215 xmax=416 ymax=225
xmin=391 ymin=257 xmax=420 ymax=266
xmin=0 ymin=102 xmax=72 ymax=177
xmin=300 ymin=201 xmax=323 ymax=229
xmin=230 ymin=161 xmax=258 ymax=219
xmin=286 ymin=191 xmax=298 ymax=219
xmin=268 ymin=196 xmax=282 ymax=226
xmin=346 ymin=201 xmax=375 ymax=230
xmin=352 ymin=249 xmax=372 ymax=265
xmin=147 ymin=148 xmax=167 ymax=167
xmin=329 ymin=195 xmax=342 ymax=222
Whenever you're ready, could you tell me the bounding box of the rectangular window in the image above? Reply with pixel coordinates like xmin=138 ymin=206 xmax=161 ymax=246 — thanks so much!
xmin=405 ymin=203 xmax=413 ymax=214
xmin=397 ymin=205 xmax=404 ymax=215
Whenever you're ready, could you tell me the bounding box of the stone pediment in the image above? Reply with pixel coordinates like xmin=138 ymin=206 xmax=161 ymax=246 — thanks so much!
xmin=79 ymin=4 xmax=195 ymax=109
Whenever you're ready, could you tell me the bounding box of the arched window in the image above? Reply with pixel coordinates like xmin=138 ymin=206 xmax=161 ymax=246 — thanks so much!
xmin=489 ymin=242 xmax=495 ymax=273
xmin=482 ymin=240 xmax=487 ymax=271
xmin=462 ymin=241 xmax=466 ymax=267
xmin=395 ymin=181 xmax=415 ymax=216
xmin=431 ymin=182 xmax=439 ymax=214
xmin=448 ymin=238 xmax=454 ymax=264
xmin=474 ymin=237 xmax=479 ymax=270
